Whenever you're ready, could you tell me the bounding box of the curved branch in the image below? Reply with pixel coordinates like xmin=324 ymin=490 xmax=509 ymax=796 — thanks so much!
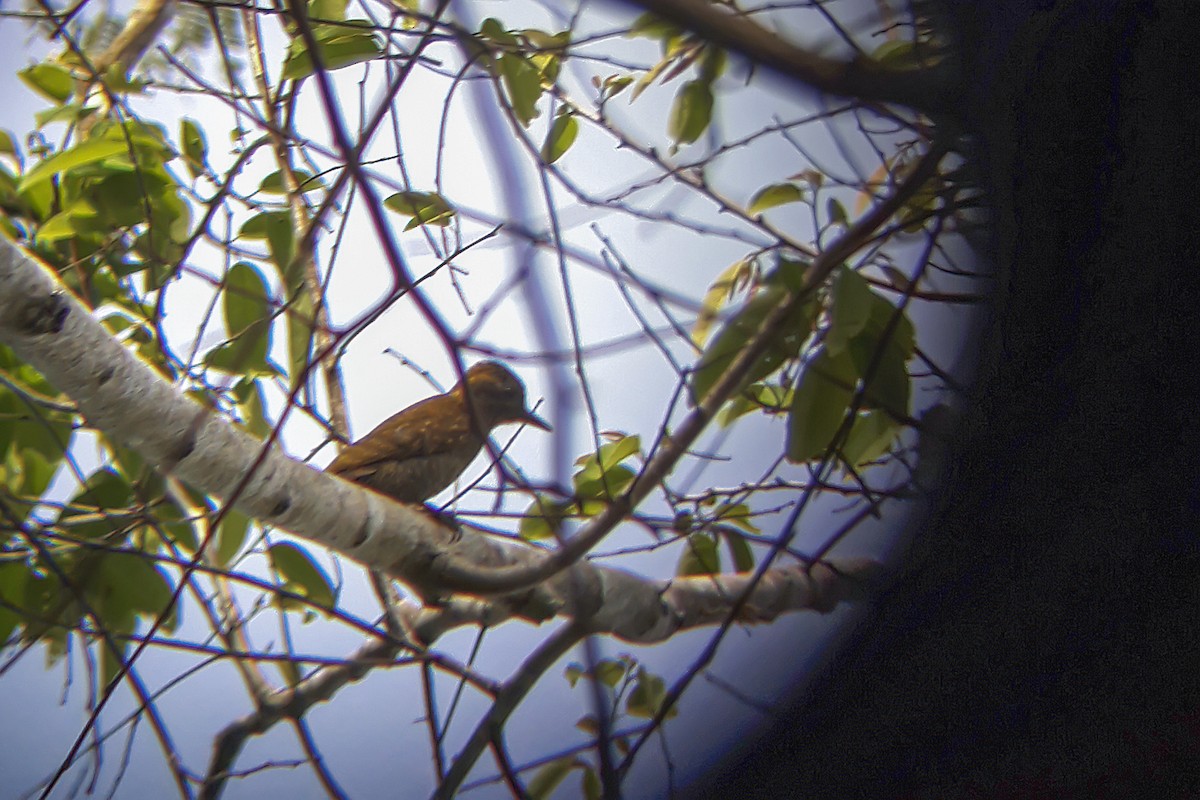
xmin=435 ymin=622 xmax=588 ymax=799
xmin=429 ymin=140 xmax=949 ymax=595
xmin=0 ymin=235 xmax=880 ymax=631
xmin=624 ymin=0 xmax=960 ymax=117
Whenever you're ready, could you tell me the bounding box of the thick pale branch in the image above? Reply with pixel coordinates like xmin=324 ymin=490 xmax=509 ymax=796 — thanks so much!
xmin=0 ymin=238 xmax=880 ymax=638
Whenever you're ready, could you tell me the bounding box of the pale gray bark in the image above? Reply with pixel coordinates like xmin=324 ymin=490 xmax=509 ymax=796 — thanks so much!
xmin=0 ymin=238 xmax=880 ymax=643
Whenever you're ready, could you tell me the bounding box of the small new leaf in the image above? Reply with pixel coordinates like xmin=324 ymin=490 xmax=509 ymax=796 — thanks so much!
xmin=748 ymin=183 xmax=805 ymax=214
xmin=668 ymin=79 xmax=713 ymax=147
xmin=692 ymin=256 xmax=755 ymax=347
xmin=528 ymin=757 xmax=578 ymax=800
xmin=180 ymin=118 xmax=208 ymax=179
xmin=268 ymin=541 xmax=335 ymax=611
xmin=541 ymin=112 xmax=578 ymax=164
xmin=626 ymin=670 xmax=678 ymax=719
xmin=677 ymin=532 xmax=720 ymax=576
xmin=384 ymin=191 xmax=456 ymax=230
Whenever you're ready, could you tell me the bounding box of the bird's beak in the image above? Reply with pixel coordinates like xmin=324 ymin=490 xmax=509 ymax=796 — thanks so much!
xmin=521 ymin=409 xmax=552 ymax=431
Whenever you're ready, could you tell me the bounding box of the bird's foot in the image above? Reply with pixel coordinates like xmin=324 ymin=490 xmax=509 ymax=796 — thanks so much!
xmin=423 ymin=504 xmax=463 ymax=542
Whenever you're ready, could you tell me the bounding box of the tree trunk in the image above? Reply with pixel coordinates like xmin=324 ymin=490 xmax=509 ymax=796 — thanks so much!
xmin=693 ymin=3 xmax=1200 ymax=796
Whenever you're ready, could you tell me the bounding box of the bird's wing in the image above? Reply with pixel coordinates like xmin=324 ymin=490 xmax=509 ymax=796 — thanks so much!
xmin=326 ymin=396 xmax=474 ymax=479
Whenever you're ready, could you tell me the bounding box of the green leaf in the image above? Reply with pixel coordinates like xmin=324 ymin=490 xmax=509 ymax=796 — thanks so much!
xmin=99 ymin=637 xmax=129 ymax=690
xmin=224 ymin=261 xmax=273 ymax=339
xmin=478 ymin=17 xmax=518 ymax=46
xmin=626 ymin=669 xmax=677 ymax=719
xmin=216 ymin=508 xmax=252 ymax=566
xmin=308 ymin=0 xmax=347 ymax=21
xmin=748 ymin=183 xmax=805 ymax=214
xmin=541 ymin=112 xmax=578 ymax=164
xmin=827 ymin=196 xmax=848 ymax=226
xmin=94 ymin=551 xmax=179 ymax=639
xmin=564 ymin=662 xmax=585 ymax=687
xmin=498 ymin=53 xmax=543 ymax=127
xmin=86 ymin=167 xmax=175 ymax=228
xmin=574 ymin=464 xmax=635 ymax=500
xmin=72 ymin=466 xmax=134 ymax=511
xmin=520 ymin=496 xmax=571 ymax=540
xmin=721 ymin=529 xmax=755 ymax=572
xmin=594 ymin=658 xmax=626 ymax=687
xmin=206 ymin=262 xmax=275 ymax=376
xmin=0 ymin=561 xmax=29 ymax=645
xmin=204 ymin=339 xmax=278 ymax=377
xmin=259 ymin=169 xmax=323 ymax=194
xmin=840 ymin=293 xmax=914 ymax=416
xmin=691 ymin=286 xmax=813 ymax=405
xmin=36 ymin=199 xmax=97 ymax=243
xmin=239 ymin=211 xmax=295 ymax=274
xmin=847 ymin=332 xmax=910 ymax=416
xmin=91 ymin=118 xmax=177 ymax=157
xmin=826 ymin=265 xmax=874 ymax=355
xmin=867 ymin=292 xmax=916 ymax=358
xmin=180 ymin=118 xmax=208 ymax=179
xmin=268 ymin=541 xmax=335 ymax=610
xmin=19 ymin=63 xmax=75 ymax=104
xmin=0 ymin=129 xmax=19 ymax=159
xmin=574 ymin=434 xmax=641 ymax=470
xmin=7 ymin=447 xmax=56 ymax=497
xmin=714 ymin=501 xmax=759 ymax=534
xmin=700 ymin=46 xmax=727 ymax=82
xmin=668 ymin=79 xmax=713 ymax=146
xmin=840 ymin=410 xmax=897 ymax=468
xmin=582 ymin=765 xmax=601 ymax=800
xmin=717 ymin=381 xmax=792 ymax=426
xmin=693 ymin=257 xmax=755 ymax=347
xmin=18 ymin=138 xmax=130 ymax=193
xmin=627 ymin=13 xmax=682 ymax=43
xmin=383 ymin=191 xmax=456 ymax=230
xmin=872 ymin=39 xmax=932 ymax=70
xmin=233 ymin=378 xmax=273 ymax=439
xmin=114 ymin=552 xmax=179 ymax=632
xmin=598 ymin=74 xmax=633 ymax=101
xmin=286 ymin=289 xmax=315 ymax=387
xmin=572 ymin=435 xmax=641 ymax=500
xmin=787 ymin=347 xmax=857 ymax=463
xmin=34 ymin=103 xmax=99 ymax=129
xmin=677 ymin=531 xmax=720 ymax=576
xmin=280 ymin=26 xmax=382 ymax=80
xmin=528 ymin=757 xmax=576 ymax=800
xmin=155 ymin=501 xmax=200 ymax=554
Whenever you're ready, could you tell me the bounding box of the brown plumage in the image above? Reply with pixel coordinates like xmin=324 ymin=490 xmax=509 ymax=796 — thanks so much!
xmin=326 ymin=361 xmax=550 ymax=504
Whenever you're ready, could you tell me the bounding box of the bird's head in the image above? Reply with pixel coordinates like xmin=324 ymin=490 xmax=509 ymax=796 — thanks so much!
xmin=458 ymin=361 xmax=552 ymax=432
